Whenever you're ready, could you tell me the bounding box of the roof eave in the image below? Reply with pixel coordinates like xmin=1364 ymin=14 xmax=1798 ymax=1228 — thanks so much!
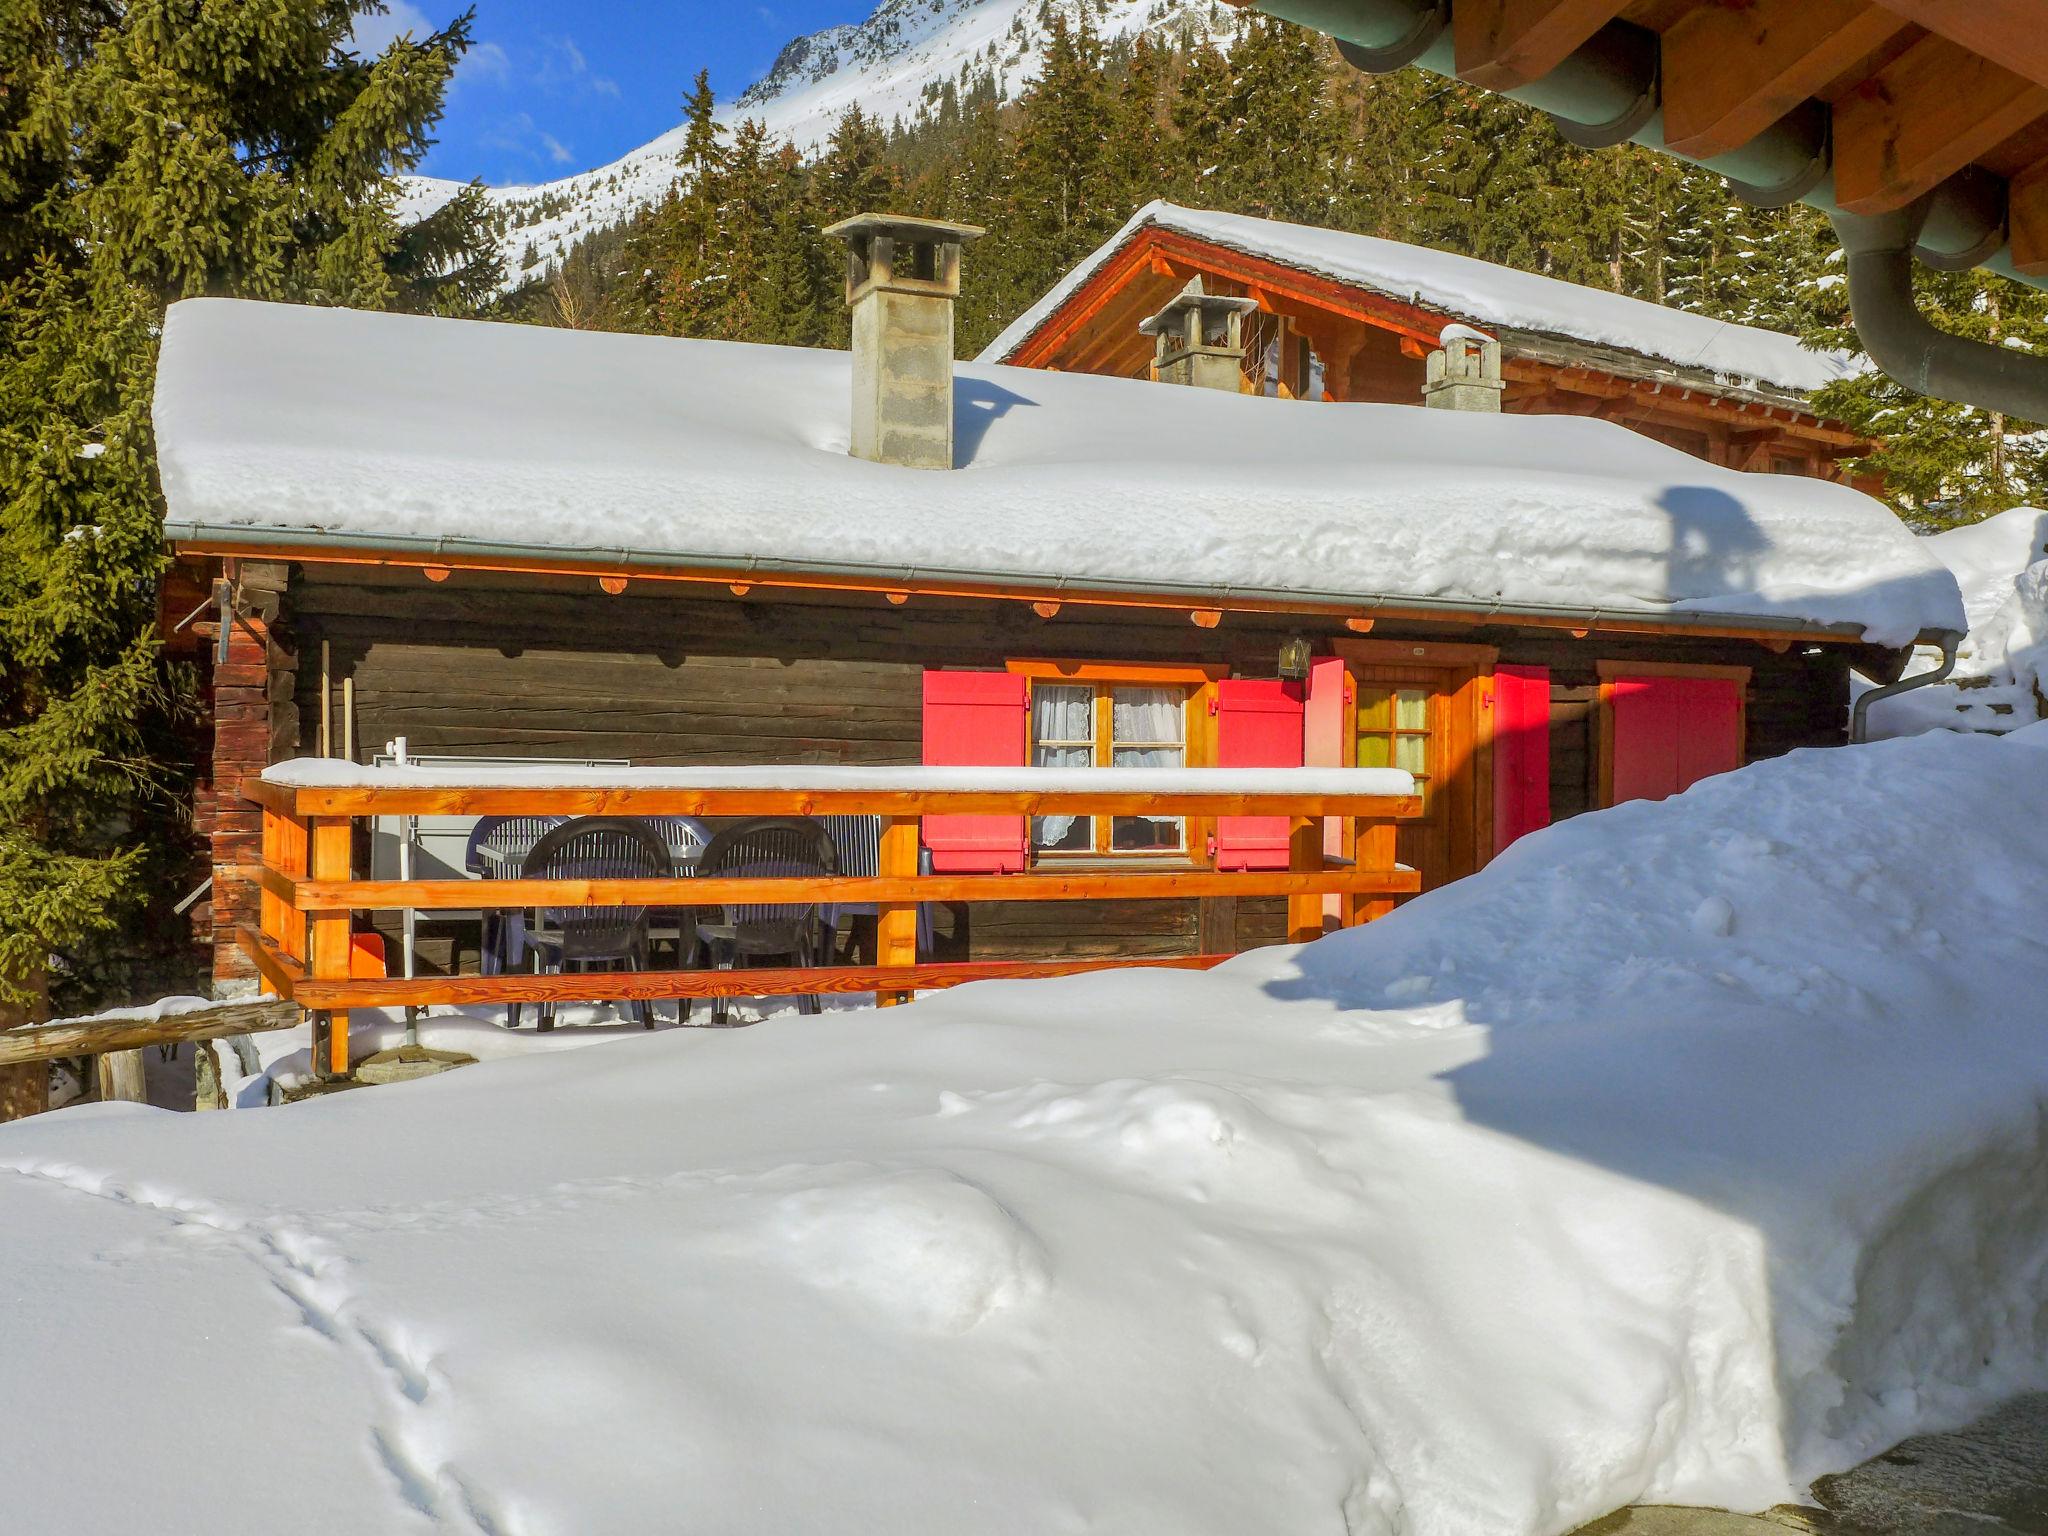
xmin=164 ymin=520 xmax=1940 ymax=648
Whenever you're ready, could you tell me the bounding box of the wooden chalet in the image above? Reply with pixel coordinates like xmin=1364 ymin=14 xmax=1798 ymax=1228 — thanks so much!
xmin=981 ymin=202 xmax=1871 ymax=482
xmin=151 ymin=215 xmax=1961 ymax=1074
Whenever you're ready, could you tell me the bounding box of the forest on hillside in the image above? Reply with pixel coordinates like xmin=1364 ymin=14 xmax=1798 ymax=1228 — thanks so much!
xmin=507 ymin=13 xmax=2048 ymax=532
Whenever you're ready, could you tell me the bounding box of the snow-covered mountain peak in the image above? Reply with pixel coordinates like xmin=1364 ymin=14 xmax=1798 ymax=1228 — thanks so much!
xmin=416 ymin=0 xmax=1234 ymax=289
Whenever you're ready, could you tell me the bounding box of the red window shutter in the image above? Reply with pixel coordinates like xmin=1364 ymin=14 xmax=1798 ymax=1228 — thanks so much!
xmin=1212 ymin=678 xmax=1305 ymax=871
xmin=1609 ymin=674 xmax=1742 ymax=805
xmin=1492 ymin=664 xmax=1551 ymax=855
xmin=921 ymin=670 xmax=1028 ymax=872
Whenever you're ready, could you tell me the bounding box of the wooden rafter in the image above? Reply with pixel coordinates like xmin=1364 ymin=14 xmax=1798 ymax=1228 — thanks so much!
xmin=1453 ymin=0 xmax=1633 ymax=91
xmin=1867 ymin=1 xmax=2048 ymax=90
xmin=1662 ymin=0 xmax=1909 ymax=159
xmin=1833 ymin=33 xmax=2048 ymax=215
xmin=2009 ymin=156 xmax=2048 ymax=276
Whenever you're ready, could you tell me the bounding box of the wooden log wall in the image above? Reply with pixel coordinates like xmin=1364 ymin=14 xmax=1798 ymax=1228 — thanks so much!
xmin=285 ymin=570 xmax=1852 ymax=966
xmin=1502 ymin=633 xmax=1852 ymax=822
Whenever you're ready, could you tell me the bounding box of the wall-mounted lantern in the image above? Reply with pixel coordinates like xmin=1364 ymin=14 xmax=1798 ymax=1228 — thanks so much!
xmin=1278 ymin=635 xmax=1313 ymax=682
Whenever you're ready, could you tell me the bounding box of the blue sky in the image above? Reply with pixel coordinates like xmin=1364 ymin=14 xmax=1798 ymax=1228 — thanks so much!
xmin=352 ymin=1 xmax=864 ymax=186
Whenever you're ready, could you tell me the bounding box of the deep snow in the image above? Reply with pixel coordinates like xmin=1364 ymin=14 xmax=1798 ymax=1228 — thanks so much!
xmin=1864 ymin=506 xmax=2048 ymax=737
xmin=151 ymin=298 xmax=1961 ymax=645
xmin=3 ymin=728 xmax=2046 ymax=1535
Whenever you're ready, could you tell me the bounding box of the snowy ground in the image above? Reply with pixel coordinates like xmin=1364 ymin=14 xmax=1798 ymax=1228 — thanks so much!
xmin=3 ymin=727 xmax=2047 ymax=1535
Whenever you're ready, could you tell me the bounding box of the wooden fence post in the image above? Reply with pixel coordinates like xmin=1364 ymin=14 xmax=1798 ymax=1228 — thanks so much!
xmin=0 ymin=972 xmax=47 ymax=1121
xmin=1346 ymin=819 xmax=1401 ymax=927
xmin=1286 ymin=816 xmax=1325 ymax=944
xmin=306 ymin=816 xmax=352 ymax=1076
xmin=94 ymin=1051 xmax=147 ymax=1104
xmin=875 ymin=815 xmax=920 ymax=1006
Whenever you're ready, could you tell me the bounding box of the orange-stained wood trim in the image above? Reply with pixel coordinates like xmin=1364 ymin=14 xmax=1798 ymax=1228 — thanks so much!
xmin=178 ymin=541 xmax=1873 ymax=646
xmin=243 ymin=777 xmax=300 ymax=818
xmin=1004 ymin=234 xmax=1173 ymax=369
xmin=237 ymin=943 xmax=1237 ymax=1010
xmin=307 ymin=817 xmax=353 ymax=1076
xmin=281 ymin=865 xmax=1424 ymax=914
xmin=1867 ymin=0 xmax=2048 ymax=90
xmin=1834 ymin=33 xmax=2048 ymax=214
xmin=1454 ymin=0 xmax=1633 ymax=90
xmin=1004 ymin=659 xmax=1229 ymax=683
xmin=236 ymin=926 xmax=307 ymax=1000
xmin=245 ymin=776 xmax=1425 ymax=820
xmin=2011 ymin=157 xmax=2048 ymax=276
xmin=1662 ymin=0 xmax=1908 ymax=159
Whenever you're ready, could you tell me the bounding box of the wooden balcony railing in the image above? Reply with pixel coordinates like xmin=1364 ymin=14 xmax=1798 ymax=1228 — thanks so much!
xmin=239 ymin=763 xmax=1422 ymax=1077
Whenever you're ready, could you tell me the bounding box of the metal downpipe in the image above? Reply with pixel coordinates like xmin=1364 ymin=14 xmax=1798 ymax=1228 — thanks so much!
xmin=1850 ymin=634 xmax=1959 ymax=744
xmin=1832 ymin=207 xmax=2048 ymax=422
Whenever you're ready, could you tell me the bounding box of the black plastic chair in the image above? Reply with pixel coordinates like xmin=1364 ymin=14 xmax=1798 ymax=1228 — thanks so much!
xmin=691 ymin=817 xmax=838 ymax=1025
xmin=466 ymin=815 xmax=567 ymax=976
xmin=517 ymin=816 xmax=672 ymax=1031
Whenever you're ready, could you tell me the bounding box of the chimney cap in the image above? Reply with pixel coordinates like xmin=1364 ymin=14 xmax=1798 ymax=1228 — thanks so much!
xmin=822 ymin=212 xmax=986 ymax=244
xmin=1138 ymin=276 xmax=1258 ymax=336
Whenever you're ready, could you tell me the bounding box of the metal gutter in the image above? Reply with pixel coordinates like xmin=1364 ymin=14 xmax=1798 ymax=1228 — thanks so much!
xmin=165 ymin=519 xmax=1943 ymax=646
xmin=1258 ymin=0 xmax=2048 ymax=417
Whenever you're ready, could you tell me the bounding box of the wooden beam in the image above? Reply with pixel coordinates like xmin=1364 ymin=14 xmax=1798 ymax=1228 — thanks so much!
xmin=1834 ymin=33 xmax=2048 ymax=215
xmin=1868 ymin=1 xmax=2048 ymax=90
xmin=874 ymin=815 xmax=920 ymax=1006
xmin=307 ymin=816 xmax=353 ymax=1076
xmin=250 ymin=950 xmax=1241 ymax=1011
xmin=1453 ymin=0 xmax=1632 ymax=90
xmin=1663 ymin=0 xmax=1909 ymax=159
xmin=2010 ymin=156 xmax=2048 ymax=276
xmin=0 ymin=1000 xmax=299 ymax=1069
xmin=236 ymin=926 xmax=308 ymax=999
xmin=249 ymin=776 xmax=1426 ymax=820
xmin=284 ymin=865 xmax=1427 ymax=914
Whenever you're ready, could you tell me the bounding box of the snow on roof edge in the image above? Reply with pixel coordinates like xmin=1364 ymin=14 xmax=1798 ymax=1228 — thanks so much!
xmin=978 ymin=201 xmax=1853 ymax=396
xmin=162 ymin=517 xmax=1925 ymax=643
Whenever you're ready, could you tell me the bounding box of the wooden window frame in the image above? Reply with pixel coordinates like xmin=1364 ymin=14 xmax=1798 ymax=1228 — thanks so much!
xmin=1331 ymin=637 xmax=1499 ymax=890
xmin=1594 ymin=660 xmax=1752 ymax=809
xmin=1007 ymin=660 xmax=1224 ymax=866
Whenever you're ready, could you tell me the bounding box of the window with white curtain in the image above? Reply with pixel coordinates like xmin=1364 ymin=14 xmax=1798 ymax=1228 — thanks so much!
xmin=1030 ymin=680 xmax=1188 ymax=856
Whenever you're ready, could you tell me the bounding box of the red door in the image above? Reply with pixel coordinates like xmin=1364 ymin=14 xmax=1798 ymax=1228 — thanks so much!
xmin=1608 ymin=673 xmax=1743 ymax=805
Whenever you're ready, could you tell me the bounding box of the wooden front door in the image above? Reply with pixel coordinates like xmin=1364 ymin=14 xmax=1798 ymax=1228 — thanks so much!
xmin=1333 ymin=639 xmax=1497 ymax=895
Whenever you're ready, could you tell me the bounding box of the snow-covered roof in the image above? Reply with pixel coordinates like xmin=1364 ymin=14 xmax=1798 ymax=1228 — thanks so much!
xmin=152 ymin=298 xmax=1961 ymax=646
xmin=980 ymin=202 xmax=1857 ymax=398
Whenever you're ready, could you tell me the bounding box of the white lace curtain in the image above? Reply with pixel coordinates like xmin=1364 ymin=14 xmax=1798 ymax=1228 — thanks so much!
xmin=1033 ymin=684 xmax=1093 ymax=847
xmin=1031 ymin=685 xmax=1186 ymax=849
xmin=1111 ymin=687 xmax=1183 ymax=837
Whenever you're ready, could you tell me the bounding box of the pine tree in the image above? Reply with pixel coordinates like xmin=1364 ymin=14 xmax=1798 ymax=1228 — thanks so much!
xmin=0 ymin=0 xmax=497 ymax=1037
xmin=1805 ymin=263 xmax=2048 ymax=528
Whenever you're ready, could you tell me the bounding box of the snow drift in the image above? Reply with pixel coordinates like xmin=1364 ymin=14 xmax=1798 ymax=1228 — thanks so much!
xmin=3 ymin=730 xmax=2046 ymax=1535
xmin=1865 ymin=506 xmax=2048 ymax=737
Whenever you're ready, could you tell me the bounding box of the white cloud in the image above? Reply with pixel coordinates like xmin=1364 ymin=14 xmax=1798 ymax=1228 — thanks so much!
xmin=458 ymin=39 xmax=513 ymax=86
xmin=346 ymin=0 xmax=433 ymax=55
xmin=541 ymin=133 xmax=575 ymax=165
xmin=536 ymin=35 xmax=621 ymax=100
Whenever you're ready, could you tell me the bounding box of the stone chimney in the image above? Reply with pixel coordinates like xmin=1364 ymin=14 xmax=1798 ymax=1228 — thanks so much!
xmin=1140 ymin=278 xmax=1260 ymax=392
xmin=823 ymin=212 xmax=984 ymax=471
xmin=1423 ymin=323 xmax=1504 ymax=412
